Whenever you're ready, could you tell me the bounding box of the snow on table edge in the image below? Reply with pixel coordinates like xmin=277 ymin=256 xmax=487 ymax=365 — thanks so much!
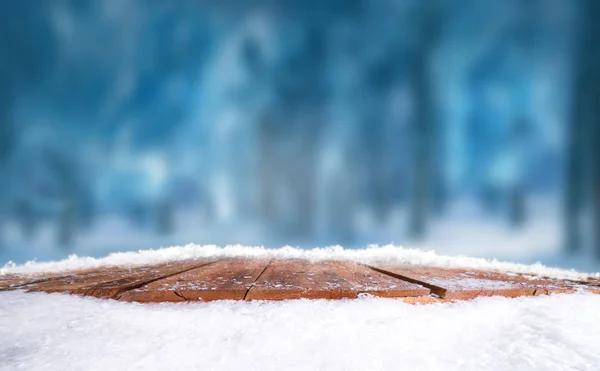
xmin=1 ymin=244 xmax=598 ymax=282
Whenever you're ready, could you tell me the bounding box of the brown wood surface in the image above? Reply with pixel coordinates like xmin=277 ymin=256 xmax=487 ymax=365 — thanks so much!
xmin=0 ymin=273 xmax=33 ymax=290
xmin=328 ymin=261 xmax=431 ymax=298
xmin=369 ymin=265 xmax=579 ymax=300
xmin=584 ymin=279 xmax=600 ymax=294
xmin=0 ymin=272 xmax=75 ymax=291
xmin=21 ymin=264 xmax=171 ymax=294
xmin=70 ymin=260 xmax=218 ymax=299
xmin=0 ymin=274 xmax=35 ymax=290
xmin=118 ymin=258 xmax=271 ymax=302
xmin=1 ymin=264 xmax=188 ymax=291
xmin=3 ymin=259 xmax=597 ymax=303
xmin=245 ymin=259 xmax=430 ymax=300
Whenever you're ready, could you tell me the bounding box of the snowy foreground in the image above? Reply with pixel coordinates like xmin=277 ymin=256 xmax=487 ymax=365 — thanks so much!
xmin=2 ymin=245 xmax=600 ymax=371
xmin=1 ymin=291 xmax=599 ymax=371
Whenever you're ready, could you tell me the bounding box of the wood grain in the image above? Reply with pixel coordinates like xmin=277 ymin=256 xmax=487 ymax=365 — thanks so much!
xmin=70 ymin=260 xmax=219 ymax=299
xmin=118 ymin=258 xmax=271 ymax=302
xmin=4 ymin=259 xmax=595 ymax=304
xmin=370 ymin=265 xmax=578 ymax=300
xmin=1 ymin=272 xmax=81 ymax=291
xmin=245 ymin=259 xmax=429 ymax=300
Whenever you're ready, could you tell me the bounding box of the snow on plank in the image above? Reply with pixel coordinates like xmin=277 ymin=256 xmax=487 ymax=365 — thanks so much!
xmin=4 ymin=258 xmax=596 ymax=303
xmin=0 ymin=265 xmax=179 ymax=292
xmin=118 ymin=258 xmax=271 ymax=302
xmin=60 ymin=260 xmax=219 ymax=299
xmin=584 ymin=279 xmax=600 ymax=294
xmin=20 ymin=264 xmax=179 ymax=295
xmin=0 ymin=271 xmax=80 ymax=291
xmin=0 ymin=274 xmax=36 ymax=290
xmin=332 ymin=261 xmax=431 ymax=298
xmin=0 ymin=273 xmax=39 ymax=290
xmin=245 ymin=259 xmax=430 ymax=300
xmin=369 ymin=265 xmax=578 ymax=300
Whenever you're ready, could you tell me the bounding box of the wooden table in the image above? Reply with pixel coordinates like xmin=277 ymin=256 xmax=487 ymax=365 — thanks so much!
xmin=1 ymin=258 xmax=597 ymax=304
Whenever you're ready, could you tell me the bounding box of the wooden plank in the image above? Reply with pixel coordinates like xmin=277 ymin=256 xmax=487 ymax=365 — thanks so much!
xmin=1 ymin=263 xmax=195 ymax=292
xmin=0 ymin=274 xmax=34 ymax=290
xmin=245 ymin=260 xmax=429 ymax=300
xmin=22 ymin=264 xmax=171 ymax=294
xmin=1 ymin=273 xmax=32 ymax=290
xmin=246 ymin=260 xmax=355 ymax=300
xmin=118 ymin=258 xmax=271 ymax=303
xmin=5 ymin=258 xmax=594 ymax=303
xmin=584 ymin=279 xmax=600 ymax=294
xmin=0 ymin=272 xmax=72 ymax=291
xmin=370 ymin=265 xmax=578 ymax=300
xmin=68 ymin=260 xmax=219 ymax=299
xmin=330 ymin=261 xmax=431 ymax=298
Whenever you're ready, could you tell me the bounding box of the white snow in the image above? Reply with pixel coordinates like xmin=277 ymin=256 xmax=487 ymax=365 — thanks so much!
xmin=1 ymin=290 xmax=599 ymax=371
xmin=2 ymin=244 xmax=598 ymax=281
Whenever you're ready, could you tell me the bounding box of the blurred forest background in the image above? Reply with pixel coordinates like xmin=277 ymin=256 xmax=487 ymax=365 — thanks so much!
xmin=1 ymin=0 xmax=600 ymax=271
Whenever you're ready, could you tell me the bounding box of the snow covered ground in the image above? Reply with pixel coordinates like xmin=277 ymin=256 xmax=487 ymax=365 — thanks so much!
xmin=1 ymin=290 xmax=600 ymax=371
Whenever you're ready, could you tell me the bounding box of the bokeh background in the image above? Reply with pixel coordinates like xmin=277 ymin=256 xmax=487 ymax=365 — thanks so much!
xmin=1 ymin=0 xmax=599 ymax=271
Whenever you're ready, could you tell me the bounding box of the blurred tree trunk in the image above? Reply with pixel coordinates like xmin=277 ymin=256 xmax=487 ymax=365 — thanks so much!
xmin=360 ymin=110 xmax=390 ymax=224
xmin=0 ymin=114 xmax=9 ymax=250
xmin=15 ymin=200 xmax=38 ymax=239
xmin=156 ymin=200 xmax=174 ymax=235
xmin=409 ymin=3 xmax=442 ymax=239
xmin=409 ymin=55 xmax=432 ymax=239
xmin=431 ymin=117 xmax=447 ymax=216
xmin=565 ymin=57 xmax=586 ymax=253
xmin=509 ymin=118 xmax=528 ymax=229
xmin=508 ymin=0 xmax=538 ymax=229
xmin=566 ymin=0 xmax=600 ymax=255
xmin=591 ymin=0 xmax=600 ymax=258
xmin=58 ymin=200 xmax=75 ymax=248
xmin=258 ymin=111 xmax=278 ymax=226
xmin=290 ymin=23 xmax=325 ymax=239
xmin=0 ymin=70 xmax=14 ymax=250
xmin=594 ymin=95 xmax=600 ymax=259
xmin=509 ymin=184 xmax=526 ymax=228
xmin=293 ymin=115 xmax=320 ymax=237
xmin=259 ymin=21 xmax=324 ymax=239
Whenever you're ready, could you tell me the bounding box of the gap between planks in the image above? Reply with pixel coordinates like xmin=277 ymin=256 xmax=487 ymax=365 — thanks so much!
xmin=243 ymin=259 xmax=273 ymax=300
xmin=109 ymin=260 xmax=222 ymax=300
xmin=3 ymin=259 xmax=598 ymax=303
xmin=366 ymin=265 xmax=446 ymax=297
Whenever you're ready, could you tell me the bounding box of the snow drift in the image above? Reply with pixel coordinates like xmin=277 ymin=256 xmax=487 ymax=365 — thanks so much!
xmin=2 ymin=244 xmax=597 ymax=281
xmin=1 ymin=290 xmax=599 ymax=371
